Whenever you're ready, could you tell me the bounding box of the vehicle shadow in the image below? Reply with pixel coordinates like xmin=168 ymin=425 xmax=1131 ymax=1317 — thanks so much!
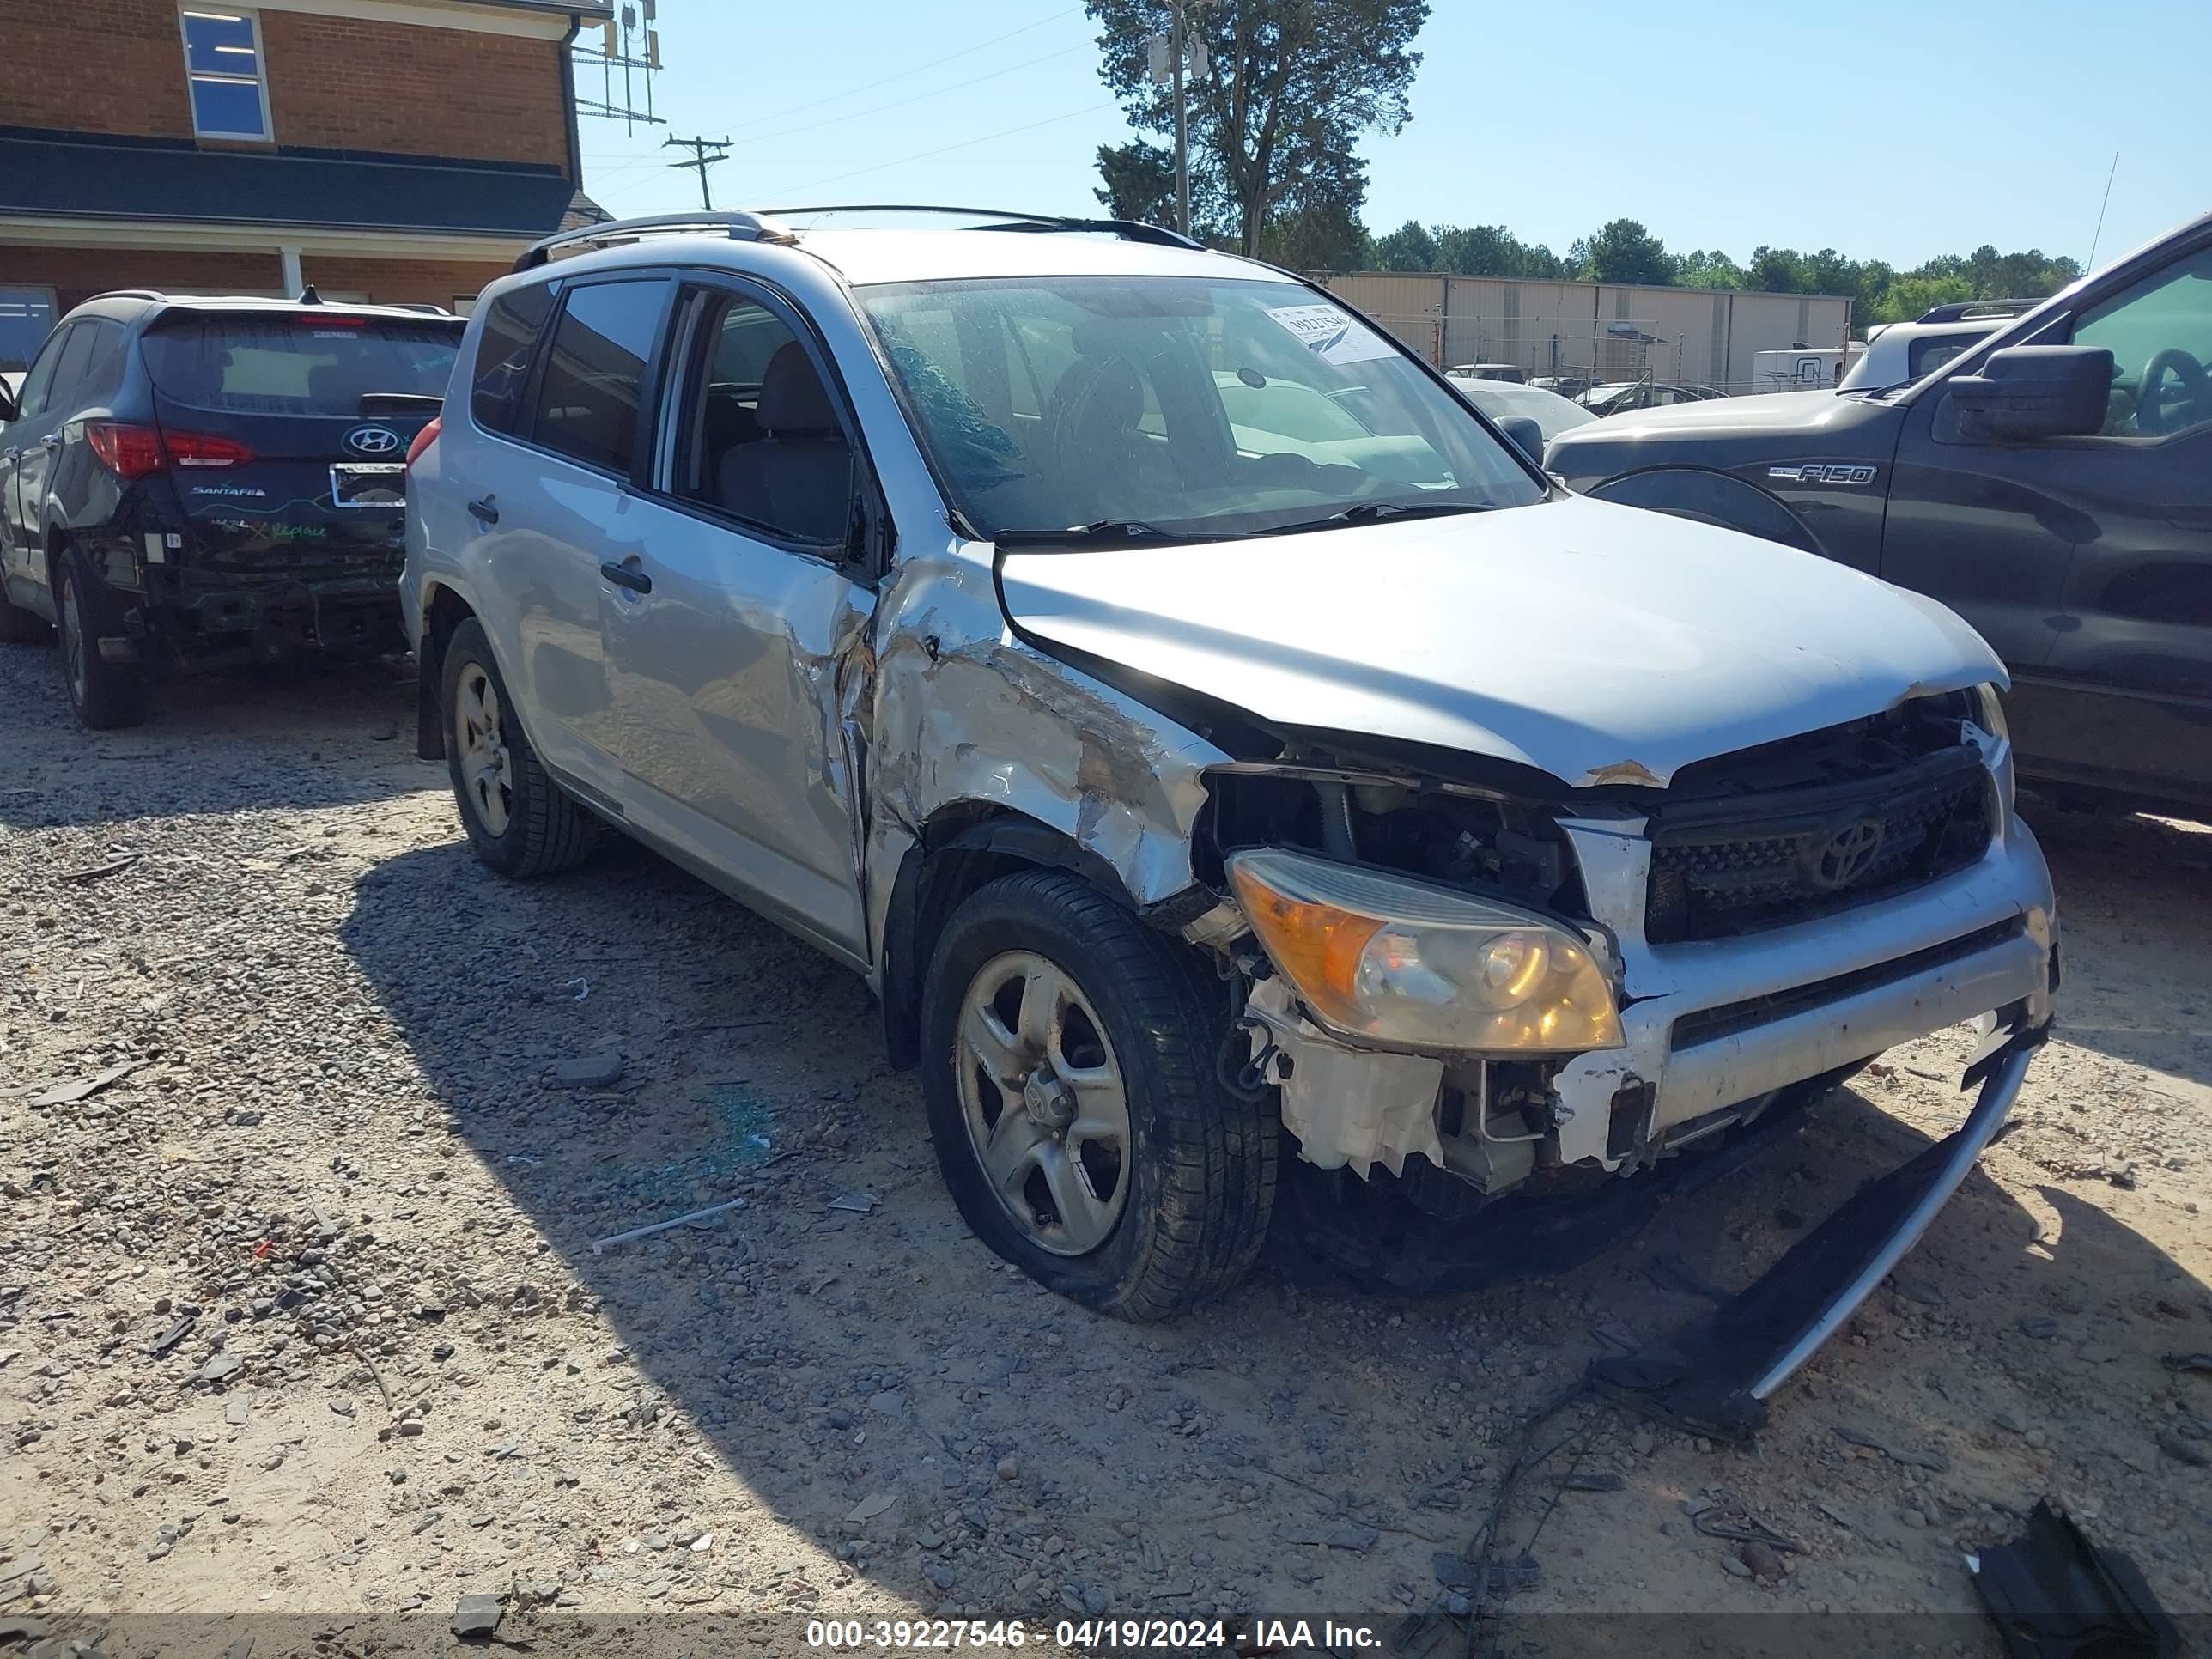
xmin=337 ymin=829 xmax=2212 ymax=1624
xmin=0 ymin=644 xmax=426 ymax=829
xmin=2027 ymin=802 xmax=2212 ymax=1089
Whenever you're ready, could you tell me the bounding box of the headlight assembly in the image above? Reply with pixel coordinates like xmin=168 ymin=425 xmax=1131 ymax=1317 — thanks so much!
xmin=1226 ymin=848 xmax=1623 ymax=1054
xmin=1972 ymin=682 xmax=2015 ymax=811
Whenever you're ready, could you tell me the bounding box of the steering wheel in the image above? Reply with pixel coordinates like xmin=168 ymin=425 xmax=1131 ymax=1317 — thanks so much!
xmin=2136 ymin=348 xmax=2209 ymax=435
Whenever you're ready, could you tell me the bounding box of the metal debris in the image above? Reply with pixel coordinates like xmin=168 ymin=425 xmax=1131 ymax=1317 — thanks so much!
xmin=32 ymin=1062 xmax=140 ymax=1108
xmin=589 ymin=1197 xmax=747 ymax=1254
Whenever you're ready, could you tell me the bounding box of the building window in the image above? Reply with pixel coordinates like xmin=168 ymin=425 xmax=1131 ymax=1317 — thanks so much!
xmin=179 ymin=9 xmax=272 ymax=142
xmin=0 ymin=285 xmax=59 ymax=375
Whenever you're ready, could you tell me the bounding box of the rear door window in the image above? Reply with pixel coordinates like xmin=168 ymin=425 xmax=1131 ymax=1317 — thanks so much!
xmin=526 ymin=279 xmax=670 ymax=475
xmin=142 ymin=314 xmax=462 ymax=415
xmin=470 ymin=284 xmax=556 ymax=434
xmin=46 ymin=324 xmax=98 ymax=412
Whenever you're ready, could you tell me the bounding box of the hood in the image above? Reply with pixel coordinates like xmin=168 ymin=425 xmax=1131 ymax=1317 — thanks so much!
xmin=997 ymin=494 xmax=2003 ymax=791
xmin=1552 ymin=389 xmax=1887 ymax=447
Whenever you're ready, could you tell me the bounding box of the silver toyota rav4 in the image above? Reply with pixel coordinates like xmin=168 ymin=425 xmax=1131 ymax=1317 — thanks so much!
xmin=404 ymin=209 xmax=2056 ymax=1397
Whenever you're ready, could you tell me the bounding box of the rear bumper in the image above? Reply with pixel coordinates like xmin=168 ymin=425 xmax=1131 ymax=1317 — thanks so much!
xmin=104 ymin=570 xmax=404 ymax=666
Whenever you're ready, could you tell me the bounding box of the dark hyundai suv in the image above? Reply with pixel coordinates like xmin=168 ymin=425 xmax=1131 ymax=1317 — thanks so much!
xmin=0 ymin=291 xmax=464 ymax=728
xmin=1547 ymin=211 xmax=2212 ymax=819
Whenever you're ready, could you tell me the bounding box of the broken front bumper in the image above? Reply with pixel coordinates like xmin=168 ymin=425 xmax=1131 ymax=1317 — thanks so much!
xmin=1548 ymin=807 xmax=2057 ymax=1168
xmin=1594 ymin=1020 xmax=2046 ymax=1434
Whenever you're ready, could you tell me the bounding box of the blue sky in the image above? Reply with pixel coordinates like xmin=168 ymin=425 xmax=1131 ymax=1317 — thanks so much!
xmin=578 ymin=0 xmax=2206 ymax=272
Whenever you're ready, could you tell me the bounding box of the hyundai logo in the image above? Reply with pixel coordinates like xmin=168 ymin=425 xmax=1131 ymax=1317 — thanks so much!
xmin=1814 ymin=819 xmax=1887 ymax=889
xmin=345 ymin=424 xmax=404 ymax=457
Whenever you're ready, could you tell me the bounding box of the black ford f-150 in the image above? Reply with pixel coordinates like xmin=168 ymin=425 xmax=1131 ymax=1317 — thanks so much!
xmin=1548 ymin=211 xmax=2212 ymax=818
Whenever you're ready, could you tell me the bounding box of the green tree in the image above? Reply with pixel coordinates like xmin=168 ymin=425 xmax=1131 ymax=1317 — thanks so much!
xmin=1746 ymin=245 xmax=1806 ymax=293
xmin=1431 ymin=223 xmax=1567 ymax=278
xmin=1086 ymin=0 xmax=1428 ymax=255
xmin=1571 ymin=218 xmax=1672 ymax=285
xmin=1674 ymin=248 xmax=1748 ymax=289
xmin=1372 ymin=218 xmax=1438 ymax=270
xmin=1091 ymin=139 xmax=1177 ymax=224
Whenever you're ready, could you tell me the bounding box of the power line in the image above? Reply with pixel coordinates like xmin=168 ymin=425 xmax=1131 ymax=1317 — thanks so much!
xmin=664 ymin=133 xmax=732 ymax=209
xmin=763 ymin=43 xmax=1087 ymax=145
xmin=723 ymin=5 xmax=1079 ymax=135
xmin=763 ymin=100 xmax=1117 ymax=200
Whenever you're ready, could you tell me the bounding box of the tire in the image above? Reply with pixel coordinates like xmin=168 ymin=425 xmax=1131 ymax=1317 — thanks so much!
xmin=55 ymin=546 xmax=148 ymax=730
xmin=920 ymin=868 xmax=1278 ymax=1320
xmin=0 ymin=574 xmax=50 ymax=644
xmin=441 ymin=616 xmax=592 ymax=878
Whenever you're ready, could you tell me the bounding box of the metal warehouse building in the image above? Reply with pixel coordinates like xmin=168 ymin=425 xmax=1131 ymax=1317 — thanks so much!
xmin=1321 ymin=271 xmax=1854 ymax=396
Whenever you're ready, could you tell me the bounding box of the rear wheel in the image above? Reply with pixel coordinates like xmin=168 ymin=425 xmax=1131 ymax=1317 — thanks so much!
xmin=56 ymin=547 xmax=147 ymax=730
xmin=441 ymin=617 xmax=592 ymax=878
xmin=920 ymin=868 xmax=1277 ymax=1320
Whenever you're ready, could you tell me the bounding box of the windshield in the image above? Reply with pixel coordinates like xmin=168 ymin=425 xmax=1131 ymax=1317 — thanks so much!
xmin=1451 ymin=379 xmax=1596 ymax=441
xmin=857 ymin=276 xmax=1543 ymax=541
xmin=142 ymin=313 xmax=462 ymax=415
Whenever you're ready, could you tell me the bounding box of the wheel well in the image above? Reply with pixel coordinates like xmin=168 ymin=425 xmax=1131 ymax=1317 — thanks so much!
xmin=415 ymin=583 xmax=477 ymax=760
xmin=1587 ymin=466 xmax=1823 ymax=556
xmin=878 ymin=805 xmax=1147 ymax=1070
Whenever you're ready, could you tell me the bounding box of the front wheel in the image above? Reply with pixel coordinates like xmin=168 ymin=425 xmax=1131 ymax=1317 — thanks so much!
xmin=56 ymin=548 xmax=147 ymax=730
xmin=441 ymin=617 xmax=592 ymax=878
xmin=920 ymin=868 xmax=1278 ymax=1320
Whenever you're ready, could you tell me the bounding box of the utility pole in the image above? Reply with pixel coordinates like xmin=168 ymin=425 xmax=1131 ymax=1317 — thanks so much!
xmin=1170 ymin=0 xmax=1189 ymax=237
xmin=663 ymin=134 xmax=731 ymax=210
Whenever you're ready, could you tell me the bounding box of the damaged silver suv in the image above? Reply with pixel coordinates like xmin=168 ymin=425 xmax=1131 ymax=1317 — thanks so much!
xmin=404 ymin=209 xmax=2056 ymax=1388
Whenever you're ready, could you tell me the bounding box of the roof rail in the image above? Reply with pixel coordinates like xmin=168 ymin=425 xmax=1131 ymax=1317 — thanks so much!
xmin=765 ymin=204 xmax=1206 ymax=251
xmin=88 ymin=289 xmax=167 ymax=303
xmin=512 ymin=210 xmax=798 ymax=273
xmin=1914 ymin=298 xmax=2038 ymax=325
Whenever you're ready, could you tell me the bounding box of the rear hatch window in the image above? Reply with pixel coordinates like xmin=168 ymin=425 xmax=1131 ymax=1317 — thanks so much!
xmin=143 ymin=313 xmax=460 ymax=416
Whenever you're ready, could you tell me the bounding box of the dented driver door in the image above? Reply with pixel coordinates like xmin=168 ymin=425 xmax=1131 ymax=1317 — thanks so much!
xmin=596 ymin=281 xmax=876 ymax=968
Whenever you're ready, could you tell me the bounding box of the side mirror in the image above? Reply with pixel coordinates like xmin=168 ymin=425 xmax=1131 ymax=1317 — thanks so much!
xmin=1495 ymin=415 xmax=1545 ymax=464
xmin=1948 ymin=346 xmax=2111 ymax=441
xmin=0 ymin=384 xmax=17 ymax=425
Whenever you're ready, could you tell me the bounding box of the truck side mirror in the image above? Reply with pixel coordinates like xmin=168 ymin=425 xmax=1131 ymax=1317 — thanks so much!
xmin=1948 ymin=346 xmax=2111 ymax=441
xmin=1495 ymin=416 xmax=1545 ymax=464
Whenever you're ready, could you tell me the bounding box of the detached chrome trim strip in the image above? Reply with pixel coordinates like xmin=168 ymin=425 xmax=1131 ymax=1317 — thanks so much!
xmin=1749 ymin=1034 xmax=2039 ymax=1401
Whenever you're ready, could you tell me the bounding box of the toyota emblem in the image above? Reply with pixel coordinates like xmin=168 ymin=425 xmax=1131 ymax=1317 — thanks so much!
xmin=1814 ymin=819 xmax=1887 ymax=889
xmin=345 ymin=424 xmax=403 ymax=457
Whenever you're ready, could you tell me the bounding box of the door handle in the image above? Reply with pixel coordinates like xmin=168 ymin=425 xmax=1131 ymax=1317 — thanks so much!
xmin=466 ymin=496 xmax=499 ymax=523
xmin=40 ymin=435 xmax=59 ymax=451
xmin=2 ymin=447 xmax=15 ymax=462
xmin=600 ymin=559 xmax=652 ymax=595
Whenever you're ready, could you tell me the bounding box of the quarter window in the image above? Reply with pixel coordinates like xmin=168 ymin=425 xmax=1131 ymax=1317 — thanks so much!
xmin=470 ymin=285 xmax=556 ymax=435
xmin=528 ymin=279 xmax=667 ymax=475
xmin=179 ymin=9 xmax=272 ymax=142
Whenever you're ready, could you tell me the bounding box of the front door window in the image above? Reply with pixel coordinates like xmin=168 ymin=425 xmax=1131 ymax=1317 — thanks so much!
xmin=2072 ymin=248 xmax=2212 ymax=437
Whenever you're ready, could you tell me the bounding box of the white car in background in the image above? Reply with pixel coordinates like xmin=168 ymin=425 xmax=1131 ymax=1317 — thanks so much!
xmin=1839 ymin=300 xmax=2038 ymax=392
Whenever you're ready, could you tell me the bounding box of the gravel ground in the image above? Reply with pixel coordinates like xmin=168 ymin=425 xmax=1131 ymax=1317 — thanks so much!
xmin=3 ymin=642 xmax=2209 ymax=1652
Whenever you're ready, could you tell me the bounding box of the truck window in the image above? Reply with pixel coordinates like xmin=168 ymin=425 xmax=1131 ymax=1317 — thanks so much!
xmin=2072 ymin=248 xmax=2212 ymax=437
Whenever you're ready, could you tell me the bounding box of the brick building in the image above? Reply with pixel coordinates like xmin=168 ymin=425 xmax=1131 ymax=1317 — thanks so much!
xmin=0 ymin=0 xmax=610 ymax=369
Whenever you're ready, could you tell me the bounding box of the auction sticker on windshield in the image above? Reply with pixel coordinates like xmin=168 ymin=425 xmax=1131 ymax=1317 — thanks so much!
xmin=1265 ymin=303 xmax=1397 ymax=365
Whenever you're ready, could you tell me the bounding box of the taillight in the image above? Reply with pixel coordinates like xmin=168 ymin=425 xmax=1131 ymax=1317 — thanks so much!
xmin=85 ymin=422 xmax=167 ymax=480
xmin=165 ymin=431 xmax=254 ymax=468
xmin=405 ymin=415 xmax=443 ymax=469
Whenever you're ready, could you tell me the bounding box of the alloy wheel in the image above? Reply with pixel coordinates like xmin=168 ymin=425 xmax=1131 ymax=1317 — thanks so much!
xmin=954 ymin=950 xmax=1133 ymax=1256
xmin=453 ymin=662 xmax=514 ymax=836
